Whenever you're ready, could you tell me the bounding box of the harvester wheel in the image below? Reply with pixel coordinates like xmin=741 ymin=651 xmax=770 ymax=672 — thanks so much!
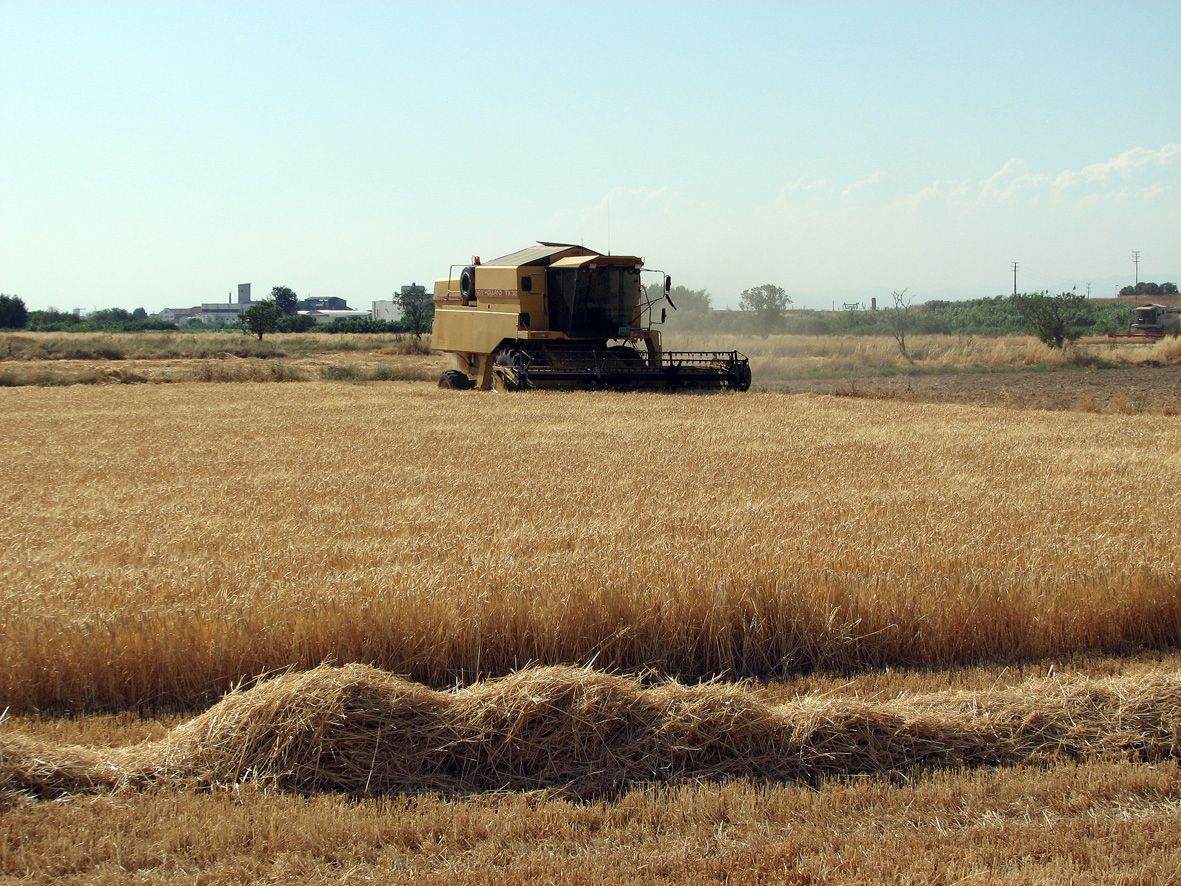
xmin=438 ymin=369 xmax=474 ymax=390
xmin=730 ymin=362 xmax=752 ymax=392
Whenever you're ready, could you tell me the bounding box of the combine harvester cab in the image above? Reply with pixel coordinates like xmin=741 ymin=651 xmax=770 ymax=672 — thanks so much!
xmin=432 ymin=242 xmax=751 ymax=392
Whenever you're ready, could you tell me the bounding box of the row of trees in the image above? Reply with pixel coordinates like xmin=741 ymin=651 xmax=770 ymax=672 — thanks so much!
xmin=648 ymin=282 xmax=1136 ymax=344
xmin=1118 ymin=281 xmax=1178 ymax=297
xmin=0 ymin=286 xmax=436 ymax=338
xmin=0 ymin=295 xmax=177 ymax=331
xmin=242 ymin=285 xmax=434 ymax=340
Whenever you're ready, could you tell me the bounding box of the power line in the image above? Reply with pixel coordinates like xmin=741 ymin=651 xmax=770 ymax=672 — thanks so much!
xmin=1132 ymin=250 xmax=1141 ymax=286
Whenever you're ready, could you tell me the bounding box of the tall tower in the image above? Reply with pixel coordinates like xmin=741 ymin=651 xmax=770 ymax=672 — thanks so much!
xmin=237 ymin=283 xmax=252 ymax=304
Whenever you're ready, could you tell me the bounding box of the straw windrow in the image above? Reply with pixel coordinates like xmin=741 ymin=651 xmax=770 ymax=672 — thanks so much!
xmin=4 ymin=664 xmax=1179 ymax=799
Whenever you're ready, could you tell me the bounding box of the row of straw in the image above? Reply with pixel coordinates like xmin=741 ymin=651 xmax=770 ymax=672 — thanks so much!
xmin=4 ymin=664 xmax=1179 ymax=799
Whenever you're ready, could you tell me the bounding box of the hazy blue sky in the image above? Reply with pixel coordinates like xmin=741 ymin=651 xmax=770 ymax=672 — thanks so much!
xmin=2 ymin=1 xmax=1179 ymax=312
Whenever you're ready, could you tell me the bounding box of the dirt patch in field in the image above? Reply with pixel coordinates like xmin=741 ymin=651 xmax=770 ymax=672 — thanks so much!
xmin=767 ymin=365 xmax=1181 ymax=413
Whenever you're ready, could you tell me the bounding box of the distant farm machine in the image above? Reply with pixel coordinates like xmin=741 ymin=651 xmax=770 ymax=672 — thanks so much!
xmin=1106 ymin=304 xmax=1181 ymax=341
xmin=431 ymin=242 xmax=751 ymax=391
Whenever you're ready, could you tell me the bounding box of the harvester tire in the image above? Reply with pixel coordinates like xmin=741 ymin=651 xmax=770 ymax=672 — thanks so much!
xmin=438 ymin=369 xmax=474 ymax=390
xmin=730 ymin=362 xmax=752 ymax=391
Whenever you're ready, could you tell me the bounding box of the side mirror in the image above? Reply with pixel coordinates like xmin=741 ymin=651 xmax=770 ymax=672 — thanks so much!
xmin=664 ymin=275 xmax=672 ymax=294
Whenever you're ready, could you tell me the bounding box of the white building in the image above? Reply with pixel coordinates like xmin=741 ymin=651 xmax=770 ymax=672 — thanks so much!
xmin=194 ymin=302 xmax=249 ymax=325
xmin=158 ymin=284 xmax=253 ymax=327
xmin=156 ymin=307 xmax=201 ymax=325
xmin=372 ymin=300 xmax=402 ymax=322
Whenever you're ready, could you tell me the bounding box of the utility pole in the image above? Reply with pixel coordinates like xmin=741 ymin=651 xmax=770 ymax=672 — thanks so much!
xmin=1011 ymin=261 xmax=1019 ymax=296
xmin=1132 ymin=250 xmax=1141 ymax=286
xmin=1086 ymin=282 xmax=1091 ymax=298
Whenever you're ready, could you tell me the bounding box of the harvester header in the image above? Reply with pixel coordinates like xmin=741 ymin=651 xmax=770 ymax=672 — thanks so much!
xmin=432 ymin=242 xmax=751 ymax=392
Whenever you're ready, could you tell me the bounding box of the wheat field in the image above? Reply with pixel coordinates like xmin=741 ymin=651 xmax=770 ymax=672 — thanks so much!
xmin=2 ymin=382 xmax=1180 ymax=712
xmin=3 ymin=380 xmax=1181 ymax=881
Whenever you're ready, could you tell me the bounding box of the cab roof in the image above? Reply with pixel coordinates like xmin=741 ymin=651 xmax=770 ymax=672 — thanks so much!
xmin=483 ymin=242 xmax=642 ymax=269
xmin=482 ymin=243 xmax=600 ymax=268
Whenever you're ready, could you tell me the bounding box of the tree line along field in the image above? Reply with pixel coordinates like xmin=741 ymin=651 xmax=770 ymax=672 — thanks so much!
xmin=2 ymin=381 xmax=1181 ymax=881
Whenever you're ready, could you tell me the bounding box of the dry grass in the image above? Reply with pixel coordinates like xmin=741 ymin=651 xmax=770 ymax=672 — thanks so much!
xmin=671 ymin=332 xmax=1181 ymax=387
xmin=0 ymin=762 xmax=1175 ymax=883
xmin=2 ymin=383 xmax=1180 ymax=713
xmin=0 ymin=331 xmax=431 ymax=361
xmin=5 ymin=330 xmax=1180 ymax=393
xmin=4 ymin=663 xmax=1180 ymax=800
xmin=0 ymin=331 xmax=438 ymax=387
xmin=671 ymin=333 xmax=1064 ymax=384
xmin=0 ymin=351 xmax=441 ymax=386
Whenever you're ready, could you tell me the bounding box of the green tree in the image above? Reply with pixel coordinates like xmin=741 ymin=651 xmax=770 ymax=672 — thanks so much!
xmin=1013 ymin=291 xmax=1088 ymax=349
xmin=738 ymin=283 xmax=791 ymax=335
xmin=396 ymin=285 xmax=434 ymax=339
xmin=241 ymin=300 xmax=282 ymax=340
xmin=0 ymin=294 xmax=28 ymax=329
xmin=271 ymin=286 xmax=299 ymax=316
xmin=132 ymin=307 xmax=148 ymax=319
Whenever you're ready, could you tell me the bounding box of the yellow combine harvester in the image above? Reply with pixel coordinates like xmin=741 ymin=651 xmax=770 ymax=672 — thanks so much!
xmin=432 ymin=242 xmax=751 ymax=391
